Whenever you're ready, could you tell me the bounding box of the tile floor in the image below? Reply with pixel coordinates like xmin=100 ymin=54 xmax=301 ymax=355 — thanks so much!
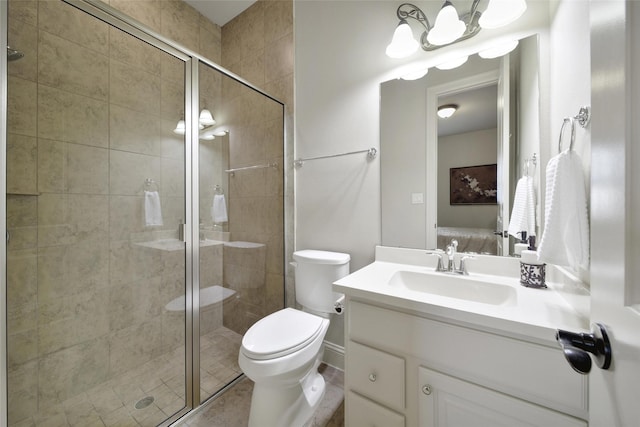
xmin=12 ymin=326 xmax=344 ymax=427
xmin=179 ymin=364 xmax=345 ymax=427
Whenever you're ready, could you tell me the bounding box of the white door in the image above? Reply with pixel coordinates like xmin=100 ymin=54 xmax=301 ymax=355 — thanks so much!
xmin=588 ymin=2 xmax=640 ymax=425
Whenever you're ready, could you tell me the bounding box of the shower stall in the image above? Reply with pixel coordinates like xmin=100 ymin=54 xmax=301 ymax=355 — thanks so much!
xmin=1 ymin=0 xmax=285 ymax=425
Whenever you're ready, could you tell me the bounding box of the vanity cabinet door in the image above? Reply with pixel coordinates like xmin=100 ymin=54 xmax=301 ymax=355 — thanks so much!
xmin=418 ymin=367 xmax=586 ymax=427
xmin=347 ymin=391 xmax=405 ymax=427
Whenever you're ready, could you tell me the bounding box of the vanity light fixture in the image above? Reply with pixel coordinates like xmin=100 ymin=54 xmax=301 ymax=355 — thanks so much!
xmin=437 ymin=104 xmax=458 ymax=119
xmin=386 ymin=0 xmax=528 ymax=58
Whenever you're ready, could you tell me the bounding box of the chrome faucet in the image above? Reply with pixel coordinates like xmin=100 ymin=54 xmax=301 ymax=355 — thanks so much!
xmin=446 ymin=239 xmax=458 ymax=272
xmin=440 ymin=240 xmax=474 ymax=275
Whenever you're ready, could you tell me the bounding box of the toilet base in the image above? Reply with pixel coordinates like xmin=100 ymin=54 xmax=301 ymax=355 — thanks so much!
xmin=247 ymin=369 xmax=326 ymax=427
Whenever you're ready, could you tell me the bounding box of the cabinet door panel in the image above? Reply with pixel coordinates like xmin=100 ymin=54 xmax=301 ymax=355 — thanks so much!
xmin=418 ymin=367 xmax=586 ymax=427
xmin=347 ymin=391 xmax=405 ymax=427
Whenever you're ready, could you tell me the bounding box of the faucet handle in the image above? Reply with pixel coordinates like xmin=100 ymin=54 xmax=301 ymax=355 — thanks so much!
xmin=434 ymin=253 xmax=446 ymax=272
xmin=457 ymin=255 xmax=474 ymax=275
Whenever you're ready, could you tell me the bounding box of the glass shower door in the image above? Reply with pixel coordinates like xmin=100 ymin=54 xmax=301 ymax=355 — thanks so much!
xmin=197 ymin=61 xmax=285 ymax=404
xmin=5 ymin=1 xmax=188 ymax=424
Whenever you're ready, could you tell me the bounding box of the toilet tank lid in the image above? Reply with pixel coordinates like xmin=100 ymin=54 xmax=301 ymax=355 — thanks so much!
xmin=293 ymin=250 xmax=350 ymax=265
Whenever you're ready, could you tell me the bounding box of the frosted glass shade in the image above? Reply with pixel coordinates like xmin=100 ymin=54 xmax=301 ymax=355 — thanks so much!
xmin=427 ymin=2 xmax=465 ymax=46
xmin=436 ymin=55 xmax=468 ymax=70
xmin=173 ymin=119 xmax=186 ymax=135
xmin=199 ymin=109 xmax=216 ymax=126
xmin=479 ymin=40 xmax=519 ymax=59
xmin=386 ymin=21 xmax=419 ymax=58
xmin=479 ymin=0 xmax=527 ymax=29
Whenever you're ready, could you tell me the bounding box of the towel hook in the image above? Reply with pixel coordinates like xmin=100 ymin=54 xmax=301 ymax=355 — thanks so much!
xmin=144 ymin=178 xmax=159 ymax=191
xmin=558 ymin=117 xmax=576 ymax=153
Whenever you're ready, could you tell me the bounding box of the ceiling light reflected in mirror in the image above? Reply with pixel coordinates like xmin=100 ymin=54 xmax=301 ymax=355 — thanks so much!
xmin=437 ymin=104 xmax=459 ymax=119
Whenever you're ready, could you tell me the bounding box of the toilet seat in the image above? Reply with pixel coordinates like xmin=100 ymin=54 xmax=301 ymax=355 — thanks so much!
xmin=241 ymin=308 xmax=325 ymax=360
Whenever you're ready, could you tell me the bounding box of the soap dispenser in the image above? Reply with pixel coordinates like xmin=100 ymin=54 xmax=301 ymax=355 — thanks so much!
xmin=514 ymin=231 xmax=528 ymax=256
xmin=519 ymin=236 xmax=546 ymax=288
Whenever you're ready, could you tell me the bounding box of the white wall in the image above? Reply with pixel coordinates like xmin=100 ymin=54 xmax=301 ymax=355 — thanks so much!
xmin=437 ymin=128 xmax=498 ymax=229
xmin=546 ymin=0 xmax=591 ymax=283
xmin=294 ymin=0 xmax=583 ymax=354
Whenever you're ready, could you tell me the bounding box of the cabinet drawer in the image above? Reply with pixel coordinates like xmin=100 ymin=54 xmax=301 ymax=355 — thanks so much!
xmin=347 ymin=391 xmax=405 ymax=427
xmin=347 ymin=340 xmax=405 ymax=412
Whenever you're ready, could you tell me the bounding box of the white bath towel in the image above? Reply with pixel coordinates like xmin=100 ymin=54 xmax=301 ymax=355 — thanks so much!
xmin=144 ymin=190 xmax=163 ymax=226
xmin=537 ymin=150 xmax=589 ymax=268
xmin=508 ymin=175 xmax=536 ymax=239
xmin=211 ymin=194 xmax=228 ymax=223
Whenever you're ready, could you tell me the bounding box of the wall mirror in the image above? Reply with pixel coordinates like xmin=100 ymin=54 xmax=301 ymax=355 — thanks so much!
xmin=380 ymin=34 xmax=540 ymax=257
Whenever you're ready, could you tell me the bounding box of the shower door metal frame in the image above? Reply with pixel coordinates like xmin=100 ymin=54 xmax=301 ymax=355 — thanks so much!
xmin=1 ymin=0 xmax=286 ymax=425
xmin=1 ymin=0 xmax=10 ymax=423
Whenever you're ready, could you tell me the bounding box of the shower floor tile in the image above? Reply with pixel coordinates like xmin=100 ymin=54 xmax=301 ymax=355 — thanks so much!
xmin=12 ymin=327 xmax=242 ymax=427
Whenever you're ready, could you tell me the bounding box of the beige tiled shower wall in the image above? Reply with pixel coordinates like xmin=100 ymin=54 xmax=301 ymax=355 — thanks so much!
xmin=220 ymin=0 xmax=294 ymax=328
xmin=5 ymin=0 xmax=226 ymax=423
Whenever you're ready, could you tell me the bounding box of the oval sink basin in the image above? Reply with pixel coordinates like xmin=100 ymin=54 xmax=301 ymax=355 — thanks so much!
xmin=388 ymin=271 xmax=516 ymax=306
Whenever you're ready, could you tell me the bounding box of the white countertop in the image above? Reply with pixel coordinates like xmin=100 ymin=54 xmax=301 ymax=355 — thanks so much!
xmin=333 ymin=246 xmax=590 ymax=346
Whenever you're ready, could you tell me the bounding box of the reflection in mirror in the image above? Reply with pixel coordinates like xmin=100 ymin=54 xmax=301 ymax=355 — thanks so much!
xmin=380 ymin=35 xmax=540 ymax=257
xmin=437 ymin=83 xmax=499 ymax=255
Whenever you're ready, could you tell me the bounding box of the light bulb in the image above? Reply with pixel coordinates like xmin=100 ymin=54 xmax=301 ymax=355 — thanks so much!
xmin=427 ymin=1 xmax=466 ymax=46
xmin=386 ymin=20 xmax=419 ymax=58
xmin=479 ymin=0 xmax=527 ymax=29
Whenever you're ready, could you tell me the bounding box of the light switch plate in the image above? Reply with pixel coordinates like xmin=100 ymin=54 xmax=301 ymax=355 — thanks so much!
xmin=411 ymin=193 xmax=424 ymax=204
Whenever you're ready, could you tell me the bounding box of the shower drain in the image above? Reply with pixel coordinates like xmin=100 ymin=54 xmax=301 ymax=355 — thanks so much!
xmin=135 ymin=396 xmax=155 ymax=410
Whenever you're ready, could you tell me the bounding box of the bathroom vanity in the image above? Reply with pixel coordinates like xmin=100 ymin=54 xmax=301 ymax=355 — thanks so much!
xmin=333 ymin=246 xmax=590 ymax=427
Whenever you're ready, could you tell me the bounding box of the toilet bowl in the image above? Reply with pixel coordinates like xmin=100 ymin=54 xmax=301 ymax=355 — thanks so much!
xmin=238 ymin=250 xmax=350 ymax=427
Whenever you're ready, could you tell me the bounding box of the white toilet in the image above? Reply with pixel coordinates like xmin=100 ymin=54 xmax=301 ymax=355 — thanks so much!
xmin=238 ymin=249 xmax=350 ymax=427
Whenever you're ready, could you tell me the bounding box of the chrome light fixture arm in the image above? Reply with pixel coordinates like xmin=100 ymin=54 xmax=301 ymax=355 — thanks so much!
xmin=397 ymin=3 xmax=432 ymax=32
xmin=395 ymin=0 xmax=484 ymax=52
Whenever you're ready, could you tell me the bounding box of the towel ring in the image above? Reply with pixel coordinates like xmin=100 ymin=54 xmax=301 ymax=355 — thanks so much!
xmin=558 ymin=117 xmax=576 ymax=153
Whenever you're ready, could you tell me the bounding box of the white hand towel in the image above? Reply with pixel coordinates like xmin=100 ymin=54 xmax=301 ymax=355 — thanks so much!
xmin=508 ymin=175 xmax=536 ymax=238
xmin=144 ymin=190 xmax=163 ymax=226
xmin=537 ymin=151 xmax=589 ymax=268
xmin=211 ymin=194 xmax=228 ymax=223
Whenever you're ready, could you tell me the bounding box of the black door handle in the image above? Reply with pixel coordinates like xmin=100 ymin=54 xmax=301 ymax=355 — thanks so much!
xmin=556 ymin=323 xmax=612 ymax=374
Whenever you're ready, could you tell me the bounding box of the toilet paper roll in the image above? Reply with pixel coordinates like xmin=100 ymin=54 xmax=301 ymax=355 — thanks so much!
xmin=334 ymin=295 xmax=345 ymax=315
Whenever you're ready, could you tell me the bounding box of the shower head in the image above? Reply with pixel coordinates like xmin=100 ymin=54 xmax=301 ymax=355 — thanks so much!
xmin=7 ymin=47 xmax=24 ymax=61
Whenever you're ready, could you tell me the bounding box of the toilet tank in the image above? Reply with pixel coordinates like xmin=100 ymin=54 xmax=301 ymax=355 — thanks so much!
xmin=293 ymin=250 xmax=350 ymax=314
